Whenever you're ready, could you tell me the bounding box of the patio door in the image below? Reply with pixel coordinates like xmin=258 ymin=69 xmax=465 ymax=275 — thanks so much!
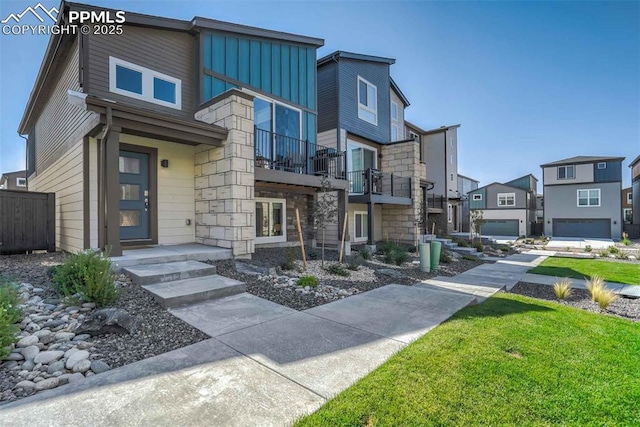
xmin=119 ymin=150 xmax=150 ymax=241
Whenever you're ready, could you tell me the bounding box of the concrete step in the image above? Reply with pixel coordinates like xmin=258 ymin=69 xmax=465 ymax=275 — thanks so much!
xmin=142 ymin=275 xmax=246 ymax=308
xmin=111 ymin=244 xmax=232 ymax=272
xmin=123 ymin=261 xmax=217 ymax=285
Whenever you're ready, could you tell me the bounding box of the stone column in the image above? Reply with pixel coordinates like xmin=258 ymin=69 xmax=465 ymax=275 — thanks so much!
xmin=194 ymin=90 xmax=255 ymax=258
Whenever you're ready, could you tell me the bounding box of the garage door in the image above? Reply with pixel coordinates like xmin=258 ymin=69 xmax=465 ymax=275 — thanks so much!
xmin=482 ymin=220 xmax=519 ymax=236
xmin=552 ymin=219 xmax=610 ymax=238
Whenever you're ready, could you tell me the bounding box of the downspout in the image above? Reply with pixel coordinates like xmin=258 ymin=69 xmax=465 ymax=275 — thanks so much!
xmin=98 ymin=107 xmax=113 ymax=250
xmin=18 ymin=133 xmax=28 ymax=191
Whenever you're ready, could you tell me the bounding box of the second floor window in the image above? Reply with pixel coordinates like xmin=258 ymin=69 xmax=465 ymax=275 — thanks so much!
xmin=16 ymin=178 xmax=26 ymax=187
xmin=391 ymin=124 xmax=399 ymax=141
xmin=472 ymin=194 xmax=482 ymax=201
xmin=498 ymin=193 xmax=515 ymax=206
xmin=358 ymin=76 xmax=378 ymax=125
xmin=109 ymin=57 xmax=182 ymax=110
xmin=577 ymin=189 xmax=600 ymax=207
xmin=628 ymin=193 xmax=632 ymax=203
xmin=558 ymin=165 xmax=575 ymax=180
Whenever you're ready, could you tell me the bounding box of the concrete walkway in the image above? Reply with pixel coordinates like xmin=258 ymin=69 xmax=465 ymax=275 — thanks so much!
xmin=0 ymin=251 xmax=550 ymax=426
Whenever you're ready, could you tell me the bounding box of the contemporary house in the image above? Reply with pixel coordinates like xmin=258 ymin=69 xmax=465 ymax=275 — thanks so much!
xmin=19 ymin=1 xmax=350 ymax=256
xmin=622 ymin=187 xmax=632 ymax=224
xmin=541 ymin=156 xmax=624 ymax=239
xmin=468 ymin=174 xmax=538 ymax=237
xmin=316 ymin=51 xmax=425 ymax=246
xmin=630 ymin=155 xmax=640 ymax=226
xmin=0 ymin=170 xmax=27 ymax=190
xmin=456 ymin=174 xmax=479 ymax=232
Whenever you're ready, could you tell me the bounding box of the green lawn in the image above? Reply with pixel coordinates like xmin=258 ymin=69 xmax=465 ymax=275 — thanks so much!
xmin=528 ymin=257 xmax=640 ymax=285
xmin=296 ymin=294 xmax=639 ymax=426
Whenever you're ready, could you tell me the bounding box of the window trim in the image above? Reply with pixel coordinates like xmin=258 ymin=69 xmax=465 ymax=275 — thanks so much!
xmin=255 ymin=198 xmax=287 ymax=244
xmin=109 ymin=56 xmax=182 ymax=110
xmin=354 ymin=211 xmax=368 ymax=242
xmin=247 ymin=90 xmax=303 ymax=139
xmin=472 ymin=194 xmax=482 ymax=201
xmin=577 ymin=188 xmax=601 ymax=207
xmin=627 ymin=192 xmax=632 ymax=204
xmin=346 ymin=139 xmax=378 ymax=173
xmin=497 ymin=192 xmax=516 ymax=207
xmin=16 ymin=177 xmax=26 ymax=187
xmin=357 ymin=76 xmax=378 ymax=125
xmin=597 ymin=162 xmax=607 ymax=169
xmin=557 ymin=165 xmax=575 ymax=180
xmin=391 ymin=101 xmax=398 ymax=120
xmin=391 ymin=123 xmax=399 ymax=141
xmin=447 ymin=204 xmax=453 ymax=223
xmin=623 ymin=208 xmax=632 ymax=222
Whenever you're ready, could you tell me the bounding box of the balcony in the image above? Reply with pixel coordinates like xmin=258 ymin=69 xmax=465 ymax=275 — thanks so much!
xmin=254 ymin=128 xmax=348 ymax=188
xmin=427 ymin=194 xmax=446 ymax=212
xmin=347 ymin=168 xmax=412 ymax=205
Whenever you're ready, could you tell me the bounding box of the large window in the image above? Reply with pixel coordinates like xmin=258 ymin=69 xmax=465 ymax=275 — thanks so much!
xmin=109 ymin=56 xmax=181 ymax=110
xmin=253 ymin=94 xmax=302 ymax=162
xmin=354 ymin=211 xmax=368 ymax=242
xmin=357 ymin=76 xmax=378 ymax=125
xmin=558 ymin=165 xmax=575 ymax=180
xmin=577 ymin=189 xmax=600 ymax=207
xmin=497 ymin=193 xmax=516 ymax=206
xmin=255 ymin=198 xmax=286 ymax=243
xmin=347 ymin=140 xmax=377 ymax=193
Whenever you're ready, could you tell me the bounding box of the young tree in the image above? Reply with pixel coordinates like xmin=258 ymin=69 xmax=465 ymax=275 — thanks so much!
xmin=470 ymin=210 xmax=486 ymax=241
xmin=313 ymin=176 xmax=338 ymax=266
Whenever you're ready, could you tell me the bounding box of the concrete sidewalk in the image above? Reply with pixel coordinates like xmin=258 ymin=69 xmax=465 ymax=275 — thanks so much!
xmin=0 ymin=251 xmax=549 ymax=426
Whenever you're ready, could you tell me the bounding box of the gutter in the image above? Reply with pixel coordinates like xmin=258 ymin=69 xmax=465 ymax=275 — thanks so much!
xmin=18 ymin=133 xmax=28 ymax=191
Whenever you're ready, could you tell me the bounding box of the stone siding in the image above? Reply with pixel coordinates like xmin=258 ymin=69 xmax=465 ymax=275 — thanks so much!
xmin=194 ymin=91 xmax=255 ymax=257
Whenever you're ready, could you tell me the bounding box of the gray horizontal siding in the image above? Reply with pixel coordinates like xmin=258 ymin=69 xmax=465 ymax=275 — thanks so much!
xmin=317 ymin=61 xmax=337 ymax=132
xmin=86 ymin=25 xmax=195 ymax=119
xmin=34 ymin=40 xmax=95 ymax=174
xmin=486 ymin=184 xmax=528 ymax=209
xmin=338 ymin=59 xmax=391 ymax=143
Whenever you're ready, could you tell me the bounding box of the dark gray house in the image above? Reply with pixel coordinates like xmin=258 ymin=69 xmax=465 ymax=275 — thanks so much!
xmin=630 ymin=155 xmax=640 ymax=227
xmin=468 ymin=174 xmax=538 ymax=237
xmin=541 ymin=156 xmax=624 ymax=239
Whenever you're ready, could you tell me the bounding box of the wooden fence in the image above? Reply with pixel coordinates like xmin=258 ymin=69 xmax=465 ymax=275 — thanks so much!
xmin=0 ymin=190 xmax=55 ymax=254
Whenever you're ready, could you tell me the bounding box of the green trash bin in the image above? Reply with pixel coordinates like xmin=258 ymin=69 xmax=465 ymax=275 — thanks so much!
xmin=430 ymin=241 xmax=442 ymax=270
xmin=418 ymin=243 xmax=430 ymax=272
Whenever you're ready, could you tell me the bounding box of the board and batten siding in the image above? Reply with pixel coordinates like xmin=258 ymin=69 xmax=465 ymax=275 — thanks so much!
xmin=33 ymin=39 xmax=97 ymax=175
xmin=86 ymin=25 xmax=196 ymax=119
xmin=29 ymin=139 xmax=85 ymax=253
xmin=119 ymin=134 xmax=195 ymax=245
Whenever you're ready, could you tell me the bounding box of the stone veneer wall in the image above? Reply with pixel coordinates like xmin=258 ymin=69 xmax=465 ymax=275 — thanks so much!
xmin=379 ymin=140 xmax=423 ymax=244
xmin=256 ymin=190 xmax=314 ymax=245
xmin=193 ymin=91 xmax=255 ymax=257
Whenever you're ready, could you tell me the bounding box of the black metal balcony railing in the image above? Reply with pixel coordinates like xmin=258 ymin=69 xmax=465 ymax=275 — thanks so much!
xmin=254 ymin=127 xmax=346 ymax=179
xmin=347 ymin=168 xmax=411 ymax=198
xmin=427 ymin=194 xmax=446 ymax=209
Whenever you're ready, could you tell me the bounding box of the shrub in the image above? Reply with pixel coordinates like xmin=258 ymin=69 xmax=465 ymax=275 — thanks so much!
xmin=325 ymin=263 xmax=350 ymax=277
xmin=585 ymin=275 xmax=605 ymax=302
xmin=553 ymin=278 xmax=573 ymax=300
xmin=621 ymin=232 xmax=630 ymax=246
xmin=296 ymin=275 xmax=319 ymax=287
xmin=377 ymin=241 xmax=397 ymax=255
xmin=52 ymin=250 xmax=118 ymax=306
xmin=452 ymin=238 xmax=469 ymax=248
xmin=615 ymin=251 xmax=629 ymax=260
xmin=607 ymin=245 xmax=619 ymax=255
xmin=345 ymin=254 xmax=364 ymax=271
xmin=500 ymin=247 xmax=510 ymax=253
xmin=598 ymin=249 xmax=609 ymax=258
xmin=307 ymin=250 xmax=319 ymax=260
xmin=359 ymin=247 xmax=372 ymax=260
xmin=0 ymin=278 xmax=23 ymax=359
xmin=462 ymin=254 xmax=477 ymax=261
xmin=440 ymin=250 xmax=452 ymax=264
xmin=471 ymin=241 xmax=484 ymax=252
xmin=584 ymin=245 xmax=592 ymax=253
xmin=281 ymin=247 xmax=298 ymax=270
xmin=384 ymin=247 xmax=409 ymax=266
xmin=593 ymin=287 xmax=617 ymax=310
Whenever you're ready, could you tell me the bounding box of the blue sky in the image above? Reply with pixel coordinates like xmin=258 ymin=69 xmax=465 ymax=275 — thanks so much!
xmin=1 ymin=0 xmax=638 ymax=191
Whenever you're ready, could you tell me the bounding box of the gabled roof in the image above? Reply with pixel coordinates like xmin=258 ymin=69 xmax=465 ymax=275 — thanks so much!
xmin=1 ymin=170 xmax=26 ymax=179
xmin=505 ymin=173 xmax=538 ymax=184
xmin=19 ymin=1 xmax=324 ymax=134
xmin=390 ymin=77 xmax=410 ymax=107
xmin=629 ymin=155 xmax=640 ymax=167
xmin=469 ymin=181 xmax=531 ymax=194
xmin=540 ymin=155 xmax=625 ymax=167
xmin=317 ymin=51 xmax=395 ymax=67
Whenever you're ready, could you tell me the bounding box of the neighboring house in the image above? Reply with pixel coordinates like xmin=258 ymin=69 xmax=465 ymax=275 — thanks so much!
xmin=0 ymin=170 xmax=27 ymax=190
xmin=536 ymin=194 xmax=544 ymax=223
xmin=457 ymin=174 xmax=479 ymax=232
xmin=622 ymin=187 xmax=632 ymax=224
xmin=630 ymin=155 xmax=640 ymax=226
xmin=541 ymin=156 xmax=624 ymax=239
xmin=468 ymin=174 xmax=538 ymax=237
xmin=19 ymin=2 xmax=350 ymax=256
xmin=317 ymin=51 xmax=425 ymax=246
